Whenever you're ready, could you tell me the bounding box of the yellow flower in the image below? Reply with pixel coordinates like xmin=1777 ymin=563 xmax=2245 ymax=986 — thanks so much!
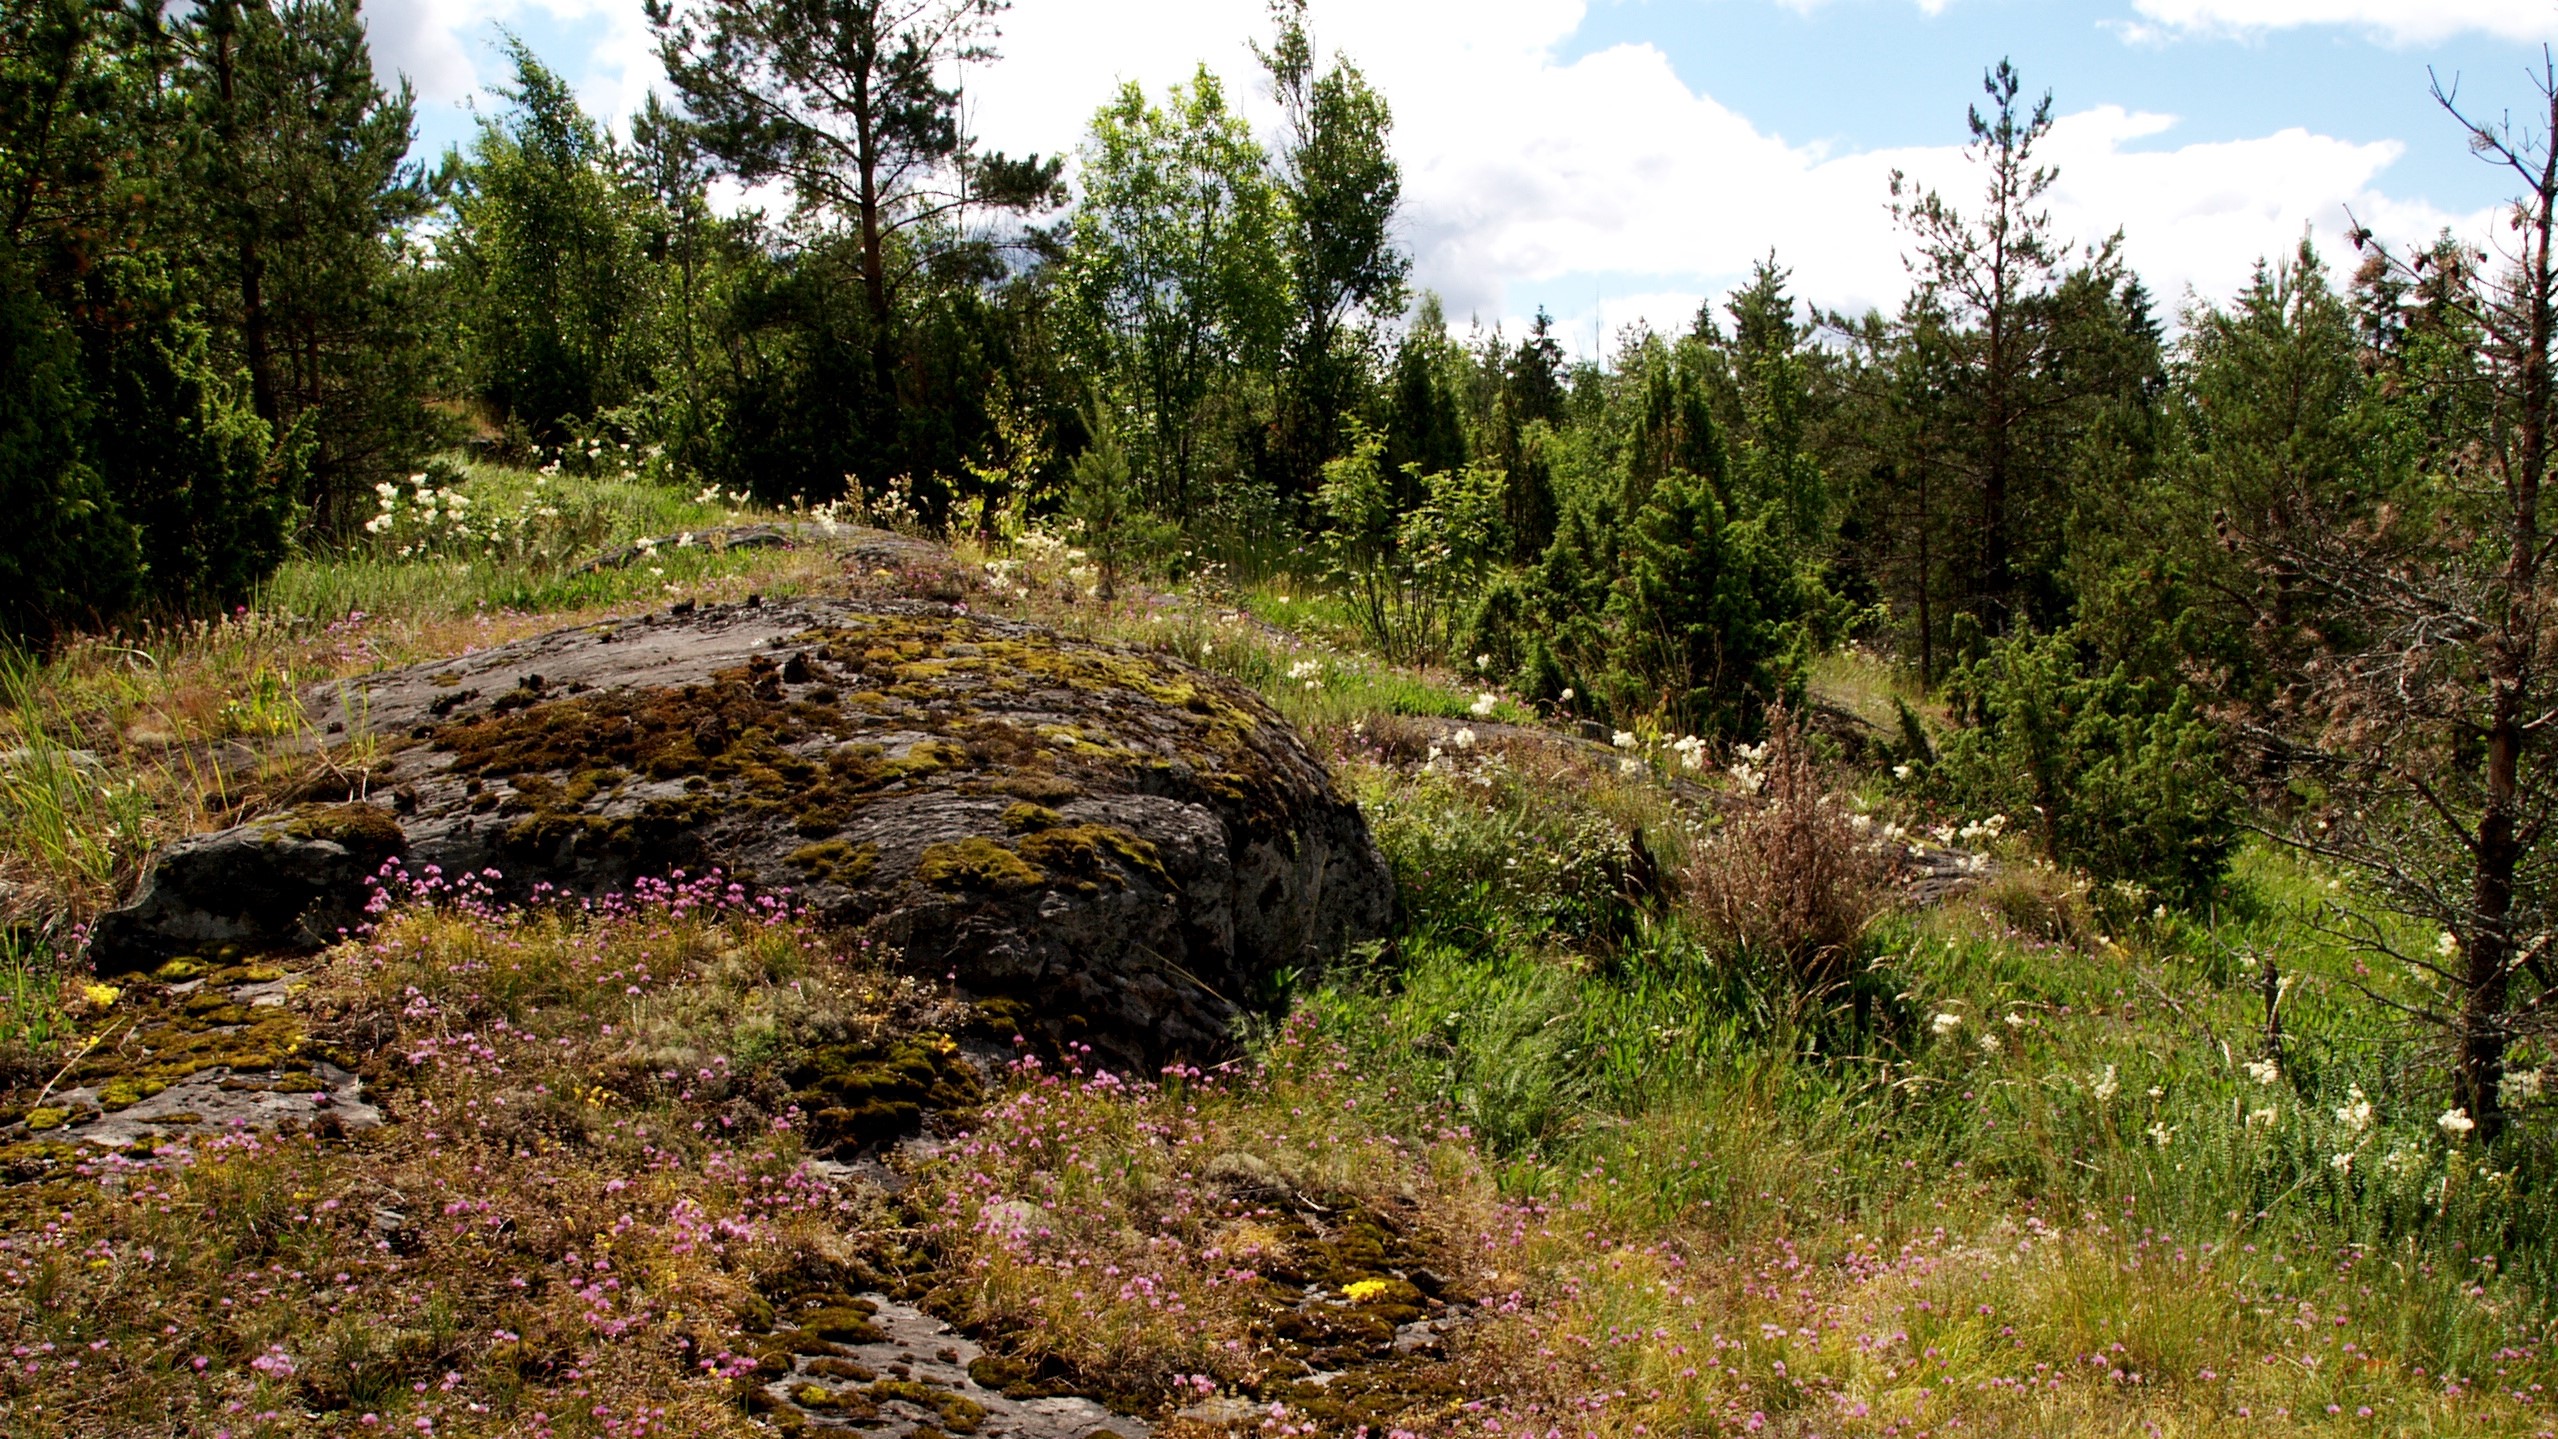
xmin=82 ymin=983 xmax=120 ymax=1008
xmin=1342 ymin=1279 xmax=1392 ymax=1303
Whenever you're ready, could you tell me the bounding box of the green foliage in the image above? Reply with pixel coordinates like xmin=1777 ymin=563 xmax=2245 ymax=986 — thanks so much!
xmin=178 ymin=0 xmax=439 ymax=531
xmin=1932 ymin=625 xmax=2239 ymax=907
xmin=0 ymin=267 xmax=139 ymax=641
xmin=84 ymin=306 xmax=293 ymax=612
xmin=1316 ymin=425 xmax=1506 ymax=662
xmin=1613 ymin=473 xmax=1815 ymax=737
xmin=1067 ymin=66 xmax=1286 ymax=510
xmin=1259 ymin=0 xmax=1407 ymax=495
xmin=442 ymin=43 xmax=656 ymax=442
xmin=1381 ymin=296 xmax=1468 ymax=495
xmin=1061 ymin=407 xmax=1173 ymax=599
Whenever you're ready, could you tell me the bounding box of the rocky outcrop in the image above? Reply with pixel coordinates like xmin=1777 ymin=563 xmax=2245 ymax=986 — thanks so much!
xmin=90 ymin=598 xmax=1395 ymax=1065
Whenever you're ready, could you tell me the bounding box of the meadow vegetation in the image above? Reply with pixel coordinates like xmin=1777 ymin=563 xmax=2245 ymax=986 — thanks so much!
xmin=0 ymin=462 xmax=2548 ymax=1437
xmin=7 ymin=0 xmax=2558 ymax=1433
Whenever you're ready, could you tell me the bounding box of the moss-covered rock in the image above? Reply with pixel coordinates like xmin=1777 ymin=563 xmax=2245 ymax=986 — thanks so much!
xmin=91 ymin=593 xmax=1397 ymax=1066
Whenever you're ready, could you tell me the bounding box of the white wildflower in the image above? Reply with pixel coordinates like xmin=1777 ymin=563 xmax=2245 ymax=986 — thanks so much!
xmin=2331 ymin=1151 xmax=2356 ymax=1173
xmin=1673 ymin=735 xmax=1708 ymax=771
xmin=2437 ymin=931 xmax=2461 ymax=959
xmin=2502 ymin=1069 xmax=2545 ymax=1107
xmin=1618 ymin=758 xmax=1643 ymax=776
xmin=2335 ymin=1086 xmax=2373 ymax=1133
xmin=1471 ymin=692 xmax=1499 ymax=719
xmin=1452 ymin=728 xmax=1477 ymax=750
xmin=2245 ymin=1059 xmax=2281 ymax=1086
xmin=2093 ymin=1066 xmax=2120 ymax=1103
xmin=2438 ymin=1108 xmax=2476 ymax=1139
xmin=1286 ymin=660 xmax=1322 ymax=683
xmin=2147 ymin=1086 xmax=2165 ymax=1101
xmin=1475 ymin=654 xmax=1493 ymax=672
xmin=2147 ymin=1122 xmax=2176 ymax=1148
xmin=2004 ymin=1011 xmax=2027 ymax=1029
xmin=1558 ymin=689 xmax=1575 ymax=703
xmin=1892 ymin=763 xmax=1914 ymax=781
xmin=2247 ymin=1107 xmax=2280 ymax=1129
xmin=1612 ymin=731 xmax=1638 ymax=751
xmin=1978 ymin=1033 xmax=2003 ymax=1055
xmin=1931 ymin=1012 xmax=1962 ymax=1037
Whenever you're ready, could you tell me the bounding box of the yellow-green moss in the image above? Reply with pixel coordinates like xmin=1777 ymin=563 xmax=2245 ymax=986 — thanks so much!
xmin=281 ymin=802 xmax=406 ymax=852
xmin=917 ymin=838 xmax=1044 ymax=893
xmin=1000 ymin=803 xmax=1064 ymax=833
xmin=1015 ymin=825 xmax=1167 ymax=889
xmin=789 ymin=839 xmax=878 ymax=886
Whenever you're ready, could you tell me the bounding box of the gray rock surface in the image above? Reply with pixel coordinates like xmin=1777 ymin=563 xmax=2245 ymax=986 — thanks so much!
xmin=90 ymin=596 xmax=1396 ymax=1066
xmin=761 ymin=1295 xmax=1150 ymax=1439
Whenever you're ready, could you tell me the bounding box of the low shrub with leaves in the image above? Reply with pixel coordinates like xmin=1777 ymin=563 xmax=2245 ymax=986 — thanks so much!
xmin=1928 ymin=625 xmax=2239 ymax=909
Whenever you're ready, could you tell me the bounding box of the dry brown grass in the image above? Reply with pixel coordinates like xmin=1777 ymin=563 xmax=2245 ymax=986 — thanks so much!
xmin=1687 ymin=706 xmax=1894 ymax=1001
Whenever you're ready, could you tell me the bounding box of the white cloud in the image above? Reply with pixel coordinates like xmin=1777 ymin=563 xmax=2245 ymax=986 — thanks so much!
xmin=2125 ymin=0 xmax=2558 ymax=46
xmin=978 ymin=1 xmax=2487 ymax=344
xmin=368 ymin=0 xmax=663 ymax=131
xmin=369 ymin=0 xmax=2503 ymax=352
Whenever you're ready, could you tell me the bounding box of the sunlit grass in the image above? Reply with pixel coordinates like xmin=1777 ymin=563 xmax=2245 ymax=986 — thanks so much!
xmin=0 ymin=509 xmax=2552 ymax=1438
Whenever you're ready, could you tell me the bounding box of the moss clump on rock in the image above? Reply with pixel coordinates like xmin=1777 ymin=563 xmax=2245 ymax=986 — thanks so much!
xmin=917 ymin=838 xmax=1044 ymax=894
xmin=280 ymin=802 xmax=407 ymax=853
xmin=800 ymin=1307 xmax=888 ymax=1345
xmin=789 ymin=1034 xmax=980 ymax=1151
xmin=1015 ymin=825 xmax=1166 ymax=890
xmin=789 ymin=839 xmax=878 ymax=885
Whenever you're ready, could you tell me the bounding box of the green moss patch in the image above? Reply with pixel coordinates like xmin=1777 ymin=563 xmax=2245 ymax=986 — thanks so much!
xmin=1016 ymin=825 xmax=1167 ymax=890
xmin=281 ymin=802 xmax=406 ymax=852
xmin=788 ymin=1034 xmax=981 ymax=1151
xmin=789 ymin=839 xmax=878 ymax=885
xmin=917 ymin=838 xmax=1044 ymax=894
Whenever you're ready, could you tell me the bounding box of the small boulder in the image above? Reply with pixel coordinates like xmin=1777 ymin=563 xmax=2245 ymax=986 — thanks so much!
xmin=90 ymin=804 xmax=406 ymax=970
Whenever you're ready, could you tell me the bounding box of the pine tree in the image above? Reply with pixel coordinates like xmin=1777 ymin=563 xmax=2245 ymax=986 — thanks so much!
xmin=178 ymin=0 xmax=437 ymax=532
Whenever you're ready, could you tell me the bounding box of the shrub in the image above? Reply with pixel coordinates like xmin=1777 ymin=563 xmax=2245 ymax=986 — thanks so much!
xmin=1688 ymin=706 xmax=1892 ymax=1001
xmin=1931 ymin=625 xmax=2238 ymax=908
xmin=1317 ymin=424 xmax=1506 ymax=663
xmin=86 ymin=308 xmax=294 ymax=611
xmin=0 ymin=267 xmax=141 ymax=641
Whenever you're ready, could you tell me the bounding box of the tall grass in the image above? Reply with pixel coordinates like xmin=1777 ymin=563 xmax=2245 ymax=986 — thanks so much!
xmin=1302 ymin=737 xmax=2558 ymax=1413
xmin=0 ymin=658 xmax=152 ymax=914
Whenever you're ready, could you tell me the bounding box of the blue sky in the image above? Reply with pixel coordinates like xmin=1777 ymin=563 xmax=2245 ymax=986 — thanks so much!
xmin=1569 ymin=0 xmax=2536 ymax=214
xmin=372 ymin=0 xmax=2558 ymax=352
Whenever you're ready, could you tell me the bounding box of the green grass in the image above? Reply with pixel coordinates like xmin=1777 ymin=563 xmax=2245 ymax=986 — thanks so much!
xmin=1 ymin=512 xmax=2554 ymax=1437
xmin=1293 ymin=742 xmax=2558 ymax=1430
